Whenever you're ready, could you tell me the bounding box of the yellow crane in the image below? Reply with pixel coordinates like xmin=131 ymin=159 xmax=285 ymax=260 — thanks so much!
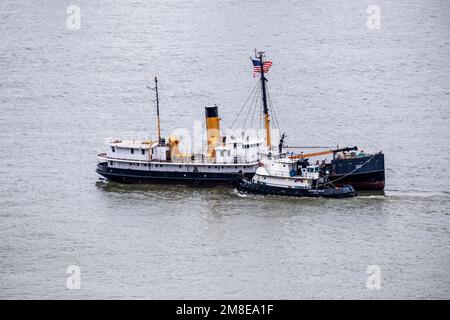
xmin=288 ymin=146 xmax=358 ymax=160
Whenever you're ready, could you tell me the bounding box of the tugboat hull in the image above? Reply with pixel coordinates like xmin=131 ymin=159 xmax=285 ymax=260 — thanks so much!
xmin=237 ymin=180 xmax=356 ymax=198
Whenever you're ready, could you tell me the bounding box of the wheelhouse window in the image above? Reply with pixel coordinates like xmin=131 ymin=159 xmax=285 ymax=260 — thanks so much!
xmin=111 ymin=146 xmax=115 ymax=152
xmin=141 ymin=149 xmax=145 ymax=155
xmin=130 ymin=148 xmax=134 ymax=154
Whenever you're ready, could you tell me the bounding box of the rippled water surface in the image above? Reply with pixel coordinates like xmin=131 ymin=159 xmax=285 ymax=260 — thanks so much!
xmin=1 ymin=0 xmax=449 ymax=299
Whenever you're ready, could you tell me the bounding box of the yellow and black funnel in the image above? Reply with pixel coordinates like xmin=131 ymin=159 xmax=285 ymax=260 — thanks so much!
xmin=205 ymin=105 xmax=221 ymax=158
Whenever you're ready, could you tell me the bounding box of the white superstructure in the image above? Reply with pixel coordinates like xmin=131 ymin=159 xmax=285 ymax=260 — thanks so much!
xmin=98 ymin=132 xmax=266 ymax=174
xmin=251 ymin=154 xmax=322 ymax=190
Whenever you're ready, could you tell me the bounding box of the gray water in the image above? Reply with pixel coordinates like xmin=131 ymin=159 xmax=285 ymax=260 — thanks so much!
xmin=1 ymin=0 xmax=449 ymax=299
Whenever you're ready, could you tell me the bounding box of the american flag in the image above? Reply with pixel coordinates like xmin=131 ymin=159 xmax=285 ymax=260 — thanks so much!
xmin=251 ymin=58 xmax=273 ymax=76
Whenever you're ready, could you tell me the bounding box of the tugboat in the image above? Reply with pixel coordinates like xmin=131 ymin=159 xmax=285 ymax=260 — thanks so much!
xmin=236 ymin=51 xmax=355 ymax=198
xmin=237 ymin=155 xmax=356 ymax=198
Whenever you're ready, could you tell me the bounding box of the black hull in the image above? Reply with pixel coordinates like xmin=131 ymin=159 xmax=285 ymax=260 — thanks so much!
xmin=96 ymin=162 xmax=253 ymax=186
xmin=238 ymin=180 xmax=356 ymax=198
xmin=328 ymin=170 xmax=385 ymax=190
xmin=326 ymin=153 xmax=385 ymax=190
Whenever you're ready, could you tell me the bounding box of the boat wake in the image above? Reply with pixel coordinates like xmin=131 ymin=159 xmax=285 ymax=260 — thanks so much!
xmin=233 ymin=189 xmax=250 ymax=198
xmin=356 ymin=195 xmax=386 ymax=199
xmin=385 ymin=189 xmax=450 ymax=198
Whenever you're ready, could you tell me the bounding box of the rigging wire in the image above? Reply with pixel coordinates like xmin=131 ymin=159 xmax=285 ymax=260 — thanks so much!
xmin=266 ymin=84 xmax=282 ymax=134
xmin=242 ymin=83 xmax=260 ymax=130
xmin=230 ymin=81 xmax=259 ymax=128
xmin=266 ymin=84 xmax=279 ymax=130
xmin=230 ymin=77 xmax=282 ymax=140
xmin=250 ymin=85 xmax=260 ymax=129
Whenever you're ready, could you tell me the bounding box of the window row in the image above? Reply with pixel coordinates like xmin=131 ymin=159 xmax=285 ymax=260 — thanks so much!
xmin=219 ymin=150 xmax=232 ymax=157
xmin=107 ymin=162 xmax=245 ymax=170
xmin=232 ymin=143 xmax=261 ymax=149
xmin=111 ymin=147 xmax=146 ymax=155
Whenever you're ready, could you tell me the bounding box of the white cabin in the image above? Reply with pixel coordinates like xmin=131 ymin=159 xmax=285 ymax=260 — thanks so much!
xmin=215 ymin=135 xmax=265 ymax=164
xmin=107 ymin=140 xmax=169 ymax=162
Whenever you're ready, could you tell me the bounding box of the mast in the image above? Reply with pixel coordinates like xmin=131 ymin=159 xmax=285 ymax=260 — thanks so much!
xmin=258 ymin=52 xmax=271 ymax=149
xmin=154 ymin=76 xmax=161 ymax=143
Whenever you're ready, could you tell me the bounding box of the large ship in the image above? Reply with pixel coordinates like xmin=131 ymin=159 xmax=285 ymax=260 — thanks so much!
xmin=96 ymin=77 xmax=267 ymax=185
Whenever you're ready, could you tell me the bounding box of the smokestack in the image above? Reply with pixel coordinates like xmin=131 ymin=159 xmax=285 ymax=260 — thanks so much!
xmin=205 ymin=105 xmax=221 ymax=158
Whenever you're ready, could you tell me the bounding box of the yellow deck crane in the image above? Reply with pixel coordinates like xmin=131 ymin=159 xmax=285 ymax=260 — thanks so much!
xmin=288 ymin=146 xmax=358 ymax=159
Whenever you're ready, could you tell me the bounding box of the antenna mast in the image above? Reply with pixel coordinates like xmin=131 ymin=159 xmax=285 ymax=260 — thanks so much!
xmin=155 ymin=77 xmax=161 ymax=143
xmin=257 ymin=51 xmax=271 ymax=149
xmin=148 ymin=76 xmax=161 ymax=143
